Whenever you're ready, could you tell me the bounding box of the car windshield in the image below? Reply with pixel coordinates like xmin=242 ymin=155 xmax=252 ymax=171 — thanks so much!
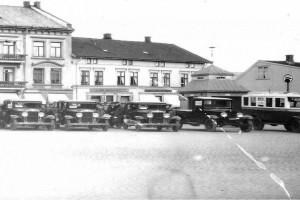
xmin=14 ymin=102 xmax=42 ymax=108
xmin=203 ymin=100 xmax=231 ymax=109
xmin=68 ymin=103 xmax=97 ymax=109
xmin=138 ymin=104 xmax=166 ymax=110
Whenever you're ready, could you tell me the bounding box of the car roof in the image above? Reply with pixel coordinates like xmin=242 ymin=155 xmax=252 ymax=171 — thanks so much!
xmin=126 ymin=101 xmax=167 ymax=105
xmin=55 ymin=100 xmax=97 ymax=103
xmin=4 ymin=99 xmax=43 ymax=103
xmin=193 ymin=97 xmax=232 ymax=100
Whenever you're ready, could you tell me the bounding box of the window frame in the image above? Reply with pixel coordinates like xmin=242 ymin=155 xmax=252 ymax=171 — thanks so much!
xmin=95 ymin=71 xmax=103 ymax=85
xmin=150 ymin=72 xmax=158 ymax=87
xmin=3 ymin=68 xmax=14 ymax=82
xmin=117 ymin=71 xmax=125 ymax=86
xmin=163 ymin=73 xmax=170 ymax=87
xmin=130 ymin=71 xmax=138 ymax=86
xmin=33 ymin=41 xmax=45 ymax=57
xmin=50 ymin=42 xmax=62 ymax=58
xmin=181 ymin=73 xmax=188 ymax=87
xmin=81 ymin=70 xmax=90 ymax=85
xmin=33 ymin=68 xmax=44 ymax=84
xmin=50 ymin=68 xmax=62 ymax=84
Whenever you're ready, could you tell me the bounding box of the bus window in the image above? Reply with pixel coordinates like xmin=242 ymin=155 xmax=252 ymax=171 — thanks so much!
xmin=250 ymin=97 xmax=256 ymax=106
xmin=266 ymin=98 xmax=273 ymax=107
xmin=243 ymin=97 xmax=249 ymax=106
xmin=275 ymin=98 xmax=285 ymax=107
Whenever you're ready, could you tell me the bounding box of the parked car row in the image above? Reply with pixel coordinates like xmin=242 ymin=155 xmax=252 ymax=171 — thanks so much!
xmin=1 ymin=93 xmax=300 ymax=133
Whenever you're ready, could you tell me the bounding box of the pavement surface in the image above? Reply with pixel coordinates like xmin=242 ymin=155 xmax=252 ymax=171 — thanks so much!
xmin=0 ymin=124 xmax=299 ymax=199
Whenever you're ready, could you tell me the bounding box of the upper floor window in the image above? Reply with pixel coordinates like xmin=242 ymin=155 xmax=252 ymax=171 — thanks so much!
xmin=181 ymin=73 xmax=188 ymax=87
xmin=163 ymin=73 xmax=170 ymax=87
xmin=186 ymin=63 xmax=195 ymax=68
xmin=50 ymin=68 xmax=61 ymax=84
xmin=117 ymin=71 xmax=125 ymax=86
xmin=150 ymin=72 xmax=158 ymax=87
xmin=87 ymin=58 xmax=98 ymax=64
xmin=258 ymin=66 xmax=268 ymax=79
xmin=95 ymin=71 xmax=103 ymax=85
xmin=50 ymin=42 xmax=62 ymax=58
xmin=217 ymin=76 xmax=226 ymax=79
xmin=130 ymin=71 xmax=138 ymax=86
xmin=33 ymin=41 xmax=44 ymax=57
xmin=87 ymin=58 xmax=92 ymax=64
xmin=4 ymin=42 xmax=15 ymax=54
xmin=33 ymin=68 xmax=44 ymax=84
xmin=122 ymin=60 xmax=133 ymax=65
xmin=81 ymin=71 xmax=90 ymax=85
xmin=3 ymin=68 xmax=14 ymax=81
xmin=197 ymin=76 xmax=204 ymax=80
xmin=155 ymin=62 xmax=165 ymax=67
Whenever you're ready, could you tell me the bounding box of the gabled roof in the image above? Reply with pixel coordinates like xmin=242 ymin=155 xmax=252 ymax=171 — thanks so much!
xmin=179 ymin=79 xmax=249 ymax=93
xmin=192 ymin=64 xmax=234 ymax=76
xmin=0 ymin=5 xmax=73 ymax=31
xmin=262 ymin=60 xmax=300 ymax=67
xmin=72 ymin=37 xmax=212 ymax=64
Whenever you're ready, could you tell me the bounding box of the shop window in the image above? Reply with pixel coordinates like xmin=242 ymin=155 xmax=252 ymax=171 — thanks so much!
xmin=106 ymin=95 xmax=114 ymax=102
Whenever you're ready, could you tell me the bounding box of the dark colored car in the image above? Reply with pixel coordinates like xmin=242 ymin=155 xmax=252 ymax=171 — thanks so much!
xmin=123 ymin=102 xmax=181 ymax=132
xmin=174 ymin=97 xmax=253 ymax=132
xmin=0 ymin=99 xmax=55 ymax=130
xmin=53 ymin=100 xmax=111 ymax=131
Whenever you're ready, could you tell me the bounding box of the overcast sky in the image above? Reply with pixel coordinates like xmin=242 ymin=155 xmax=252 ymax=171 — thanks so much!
xmin=1 ymin=0 xmax=300 ymax=72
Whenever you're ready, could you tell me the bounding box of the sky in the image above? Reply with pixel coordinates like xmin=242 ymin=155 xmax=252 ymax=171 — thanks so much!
xmin=1 ymin=0 xmax=300 ymax=72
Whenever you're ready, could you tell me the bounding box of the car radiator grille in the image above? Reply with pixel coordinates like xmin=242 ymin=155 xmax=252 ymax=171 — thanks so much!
xmin=81 ymin=112 xmax=93 ymax=123
xmin=152 ymin=113 xmax=164 ymax=123
xmin=27 ymin=111 xmax=39 ymax=122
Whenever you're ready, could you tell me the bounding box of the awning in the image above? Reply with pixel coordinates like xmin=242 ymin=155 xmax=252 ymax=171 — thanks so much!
xmin=0 ymin=93 xmax=19 ymax=104
xmin=47 ymin=94 xmax=69 ymax=103
xmin=139 ymin=94 xmax=161 ymax=102
xmin=23 ymin=93 xmax=46 ymax=104
xmin=163 ymin=94 xmax=180 ymax=107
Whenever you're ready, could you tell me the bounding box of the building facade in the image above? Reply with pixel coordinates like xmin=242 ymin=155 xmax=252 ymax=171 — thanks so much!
xmin=72 ymin=34 xmax=211 ymax=107
xmin=236 ymin=55 xmax=300 ymax=94
xmin=0 ymin=1 xmax=73 ymax=104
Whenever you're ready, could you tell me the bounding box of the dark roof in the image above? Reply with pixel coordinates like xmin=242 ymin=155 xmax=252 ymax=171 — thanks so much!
xmin=192 ymin=64 xmax=234 ymax=76
xmin=0 ymin=5 xmax=73 ymax=31
xmin=263 ymin=60 xmax=300 ymax=67
xmin=72 ymin=37 xmax=212 ymax=64
xmin=179 ymin=79 xmax=249 ymax=93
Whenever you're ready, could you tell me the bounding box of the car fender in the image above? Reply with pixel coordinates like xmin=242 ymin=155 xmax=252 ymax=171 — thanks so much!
xmin=135 ymin=116 xmax=144 ymax=120
xmin=101 ymin=114 xmax=111 ymax=120
xmin=10 ymin=115 xmax=19 ymax=119
xmin=241 ymin=115 xmax=253 ymax=120
xmin=170 ymin=116 xmax=181 ymax=121
xmin=46 ymin=115 xmax=55 ymax=120
xmin=207 ymin=115 xmax=218 ymax=119
xmin=64 ymin=115 xmax=73 ymax=120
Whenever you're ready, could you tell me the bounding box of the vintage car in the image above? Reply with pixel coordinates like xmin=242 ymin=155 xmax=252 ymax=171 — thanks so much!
xmin=174 ymin=97 xmax=253 ymax=132
xmin=53 ymin=100 xmax=111 ymax=131
xmin=0 ymin=99 xmax=55 ymax=130
xmin=123 ymin=102 xmax=181 ymax=132
xmin=242 ymin=93 xmax=300 ymax=133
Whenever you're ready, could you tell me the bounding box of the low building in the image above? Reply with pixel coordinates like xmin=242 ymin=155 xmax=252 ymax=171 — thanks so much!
xmin=236 ymin=55 xmax=300 ymax=94
xmin=72 ymin=34 xmax=211 ymax=107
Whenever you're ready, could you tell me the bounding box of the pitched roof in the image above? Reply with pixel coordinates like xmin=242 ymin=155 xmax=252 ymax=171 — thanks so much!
xmin=179 ymin=79 xmax=249 ymax=93
xmin=72 ymin=37 xmax=212 ymax=64
xmin=0 ymin=5 xmax=72 ymax=31
xmin=263 ymin=60 xmax=300 ymax=67
xmin=191 ymin=64 xmax=234 ymax=76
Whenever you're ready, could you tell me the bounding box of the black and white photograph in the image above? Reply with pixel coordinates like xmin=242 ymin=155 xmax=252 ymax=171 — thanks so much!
xmin=0 ymin=0 xmax=299 ymax=199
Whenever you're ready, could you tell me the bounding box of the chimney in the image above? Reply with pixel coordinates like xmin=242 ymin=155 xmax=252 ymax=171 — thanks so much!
xmin=103 ymin=33 xmax=112 ymax=40
xmin=23 ymin=1 xmax=30 ymax=8
xmin=33 ymin=1 xmax=41 ymax=9
xmin=286 ymin=55 xmax=295 ymax=65
xmin=145 ymin=36 xmax=151 ymax=42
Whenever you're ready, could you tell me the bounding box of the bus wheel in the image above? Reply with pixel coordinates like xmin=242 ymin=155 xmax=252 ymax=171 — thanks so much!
xmin=291 ymin=119 xmax=300 ymax=133
xmin=253 ymin=117 xmax=264 ymax=130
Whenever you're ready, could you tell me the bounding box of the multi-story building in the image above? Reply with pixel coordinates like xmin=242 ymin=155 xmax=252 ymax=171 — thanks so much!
xmin=0 ymin=1 xmax=73 ymax=104
xmin=72 ymin=34 xmax=211 ymax=107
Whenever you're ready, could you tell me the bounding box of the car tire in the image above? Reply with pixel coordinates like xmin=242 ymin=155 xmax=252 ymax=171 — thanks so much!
xmin=253 ymin=117 xmax=264 ymax=130
xmin=291 ymin=119 xmax=300 ymax=133
xmin=204 ymin=118 xmax=217 ymax=132
xmin=240 ymin=119 xmax=253 ymax=132
xmin=172 ymin=125 xmax=179 ymax=132
xmin=136 ymin=125 xmax=142 ymax=132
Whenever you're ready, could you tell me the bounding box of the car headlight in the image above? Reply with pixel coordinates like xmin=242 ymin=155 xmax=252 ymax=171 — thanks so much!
xmin=220 ymin=112 xmax=228 ymax=118
xmin=22 ymin=112 xmax=28 ymax=117
xmin=164 ymin=113 xmax=170 ymax=118
xmin=76 ymin=113 xmax=83 ymax=118
xmin=38 ymin=112 xmax=45 ymax=117
xmin=147 ymin=113 xmax=153 ymax=118
xmin=237 ymin=112 xmax=243 ymax=118
xmin=93 ymin=113 xmax=99 ymax=118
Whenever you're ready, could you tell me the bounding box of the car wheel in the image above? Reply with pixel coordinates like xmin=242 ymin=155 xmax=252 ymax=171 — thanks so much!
xmin=284 ymin=123 xmax=292 ymax=132
xmin=157 ymin=127 xmax=162 ymax=131
xmin=204 ymin=118 xmax=217 ymax=132
xmin=291 ymin=119 xmax=300 ymax=133
xmin=136 ymin=125 xmax=142 ymax=132
xmin=253 ymin=117 xmax=264 ymax=130
xmin=240 ymin=119 xmax=253 ymax=132
xmin=172 ymin=125 xmax=179 ymax=132
xmin=102 ymin=125 xmax=108 ymax=131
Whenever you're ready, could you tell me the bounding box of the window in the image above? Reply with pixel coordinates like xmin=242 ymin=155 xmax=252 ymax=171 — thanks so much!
xmin=3 ymin=68 xmax=14 ymax=81
xmin=50 ymin=68 xmax=61 ymax=84
xmin=155 ymin=62 xmax=165 ymax=67
xmin=106 ymin=95 xmax=114 ymax=102
xmin=266 ymin=98 xmax=273 ymax=107
xmin=81 ymin=71 xmax=90 ymax=85
xmin=130 ymin=71 xmax=138 ymax=86
xmin=275 ymin=98 xmax=285 ymax=107
xmin=33 ymin=68 xmax=44 ymax=84
xmin=95 ymin=71 xmax=103 ymax=85
xmin=186 ymin=63 xmax=195 ymax=68
xmin=4 ymin=42 xmax=15 ymax=54
xmin=258 ymin=66 xmax=268 ymax=79
xmin=87 ymin=58 xmax=92 ymax=64
xmin=217 ymin=76 xmax=226 ymax=79
xmin=122 ymin=60 xmax=127 ymax=65
xmin=122 ymin=60 xmax=133 ymax=65
xmin=50 ymin=42 xmax=61 ymax=58
xmin=243 ymin=97 xmax=249 ymax=106
xmin=117 ymin=71 xmax=125 ymax=86
xmin=150 ymin=72 xmax=158 ymax=87
xmin=197 ymin=76 xmax=204 ymax=80
xmin=128 ymin=60 xmax=133 ymax=65
xmin=250 ymin=97 xmax=256 ymax=106
xmin=163 ymin=73 xmax=170 ymax=87
xmin=181 ymin=73 xmax=188 ymax=87
xmin=33 ymin=41 xmax=44 ymax=57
